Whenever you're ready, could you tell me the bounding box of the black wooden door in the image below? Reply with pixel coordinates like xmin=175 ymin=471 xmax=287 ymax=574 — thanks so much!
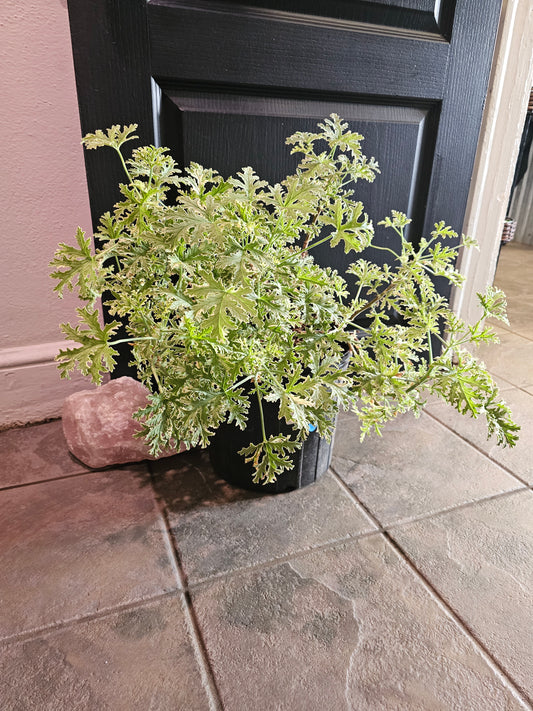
xmin=67 ymin=0 xmax=502 ymax=371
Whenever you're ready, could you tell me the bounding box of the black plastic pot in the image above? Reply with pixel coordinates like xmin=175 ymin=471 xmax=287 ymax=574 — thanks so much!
xmin=209 ymin=352 xmax=351 ymax=493
xmin=209 ymin=395 xmax=338 ymax=494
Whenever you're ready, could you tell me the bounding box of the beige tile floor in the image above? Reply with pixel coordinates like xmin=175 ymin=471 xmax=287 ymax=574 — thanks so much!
xmin=0 ymin=242 xmax=532 ymax=710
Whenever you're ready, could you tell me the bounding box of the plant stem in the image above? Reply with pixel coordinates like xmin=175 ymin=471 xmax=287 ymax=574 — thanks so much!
xmin=300 ymin=171 xmax=343 ymax=250
xmin=353 ymin=281 xmax=364 ymax=307
xmin=427 ymin=329 xmax=434 ymax=363
xmin=108 ymin=336 xmax=157 ymax=346
xmin=279 ymin=233 xmax=334 ymax=265
xmin=369 ymin=244 xmax=401 ymax=259
xmin=404 ymin=341 xmax=455 ymax=394
xmin=350 ymin=273 xmax=403 ymax=319
xmin=230 ymin=375 xmax=254 ymax=391
xmin=301 ymin=205 xmax=324 ymax=251
xmin=254 ymin=380 xmax=267 ymax=442
xmin=343 ymin=321 xmax=370 ymax=335
xmin=115 ymin=147 xmax=133 ymax=183
xmin=404 ymin=367 xmax=440 ymax=394
xmin=306 ymin=233 xmax=338 ymax=253
xmin=151 ymin=365 xmax=162 ymax=392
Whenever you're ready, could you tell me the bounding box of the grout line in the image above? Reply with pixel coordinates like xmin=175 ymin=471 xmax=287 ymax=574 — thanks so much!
xmin=0 ymin=461 xmax=152 ymax=495
xmin=424 ymin=409 xmax=531 ymax=488
xmin=147 ymin=463 xmax=224 ymax=711
xmin=178 ymin=588 xmax=224 ymax=711
xmin=488 ymin=369 xmax=533 ymax=395
xmin=0 ymin=590 xmax=180 ymax=647
xmin=493 ymin=322 xmax=533 ymax=344
xmin=329 ymin=466 xmax=384 ymax=530
xmin=186 ymin=528 xmax=380 ymax=591
xmin=330 ymin=462 xmax=528 ymax=534
xmin=0 ymin=468 xmax=95 ymax=493
xmin=382 ymin=487 xmax=528 ymax=532
xmin=384 ymin=533 xmax=533 ymax=710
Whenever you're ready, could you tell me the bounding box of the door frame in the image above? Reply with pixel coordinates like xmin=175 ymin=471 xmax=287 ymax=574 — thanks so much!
xmin=456 ymin=0 xmax=533 ymax=324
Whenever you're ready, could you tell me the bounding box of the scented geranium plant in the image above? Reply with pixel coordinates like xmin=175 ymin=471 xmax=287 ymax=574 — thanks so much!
xmin=51 ymin=115 xmax=519 ymax=482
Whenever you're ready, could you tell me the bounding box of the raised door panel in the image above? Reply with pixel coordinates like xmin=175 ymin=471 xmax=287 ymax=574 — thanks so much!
xmin=190 ymin=0 xmax=456 ymax=37
xmin=148 ymin=2 xmax=449 ymax=99
xmin=160 ymin=91 xmax=436 ymax=282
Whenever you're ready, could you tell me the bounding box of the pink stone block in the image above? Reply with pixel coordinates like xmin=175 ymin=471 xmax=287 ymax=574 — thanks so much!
xmin=62 ymin=377 xmax=185 ymax=468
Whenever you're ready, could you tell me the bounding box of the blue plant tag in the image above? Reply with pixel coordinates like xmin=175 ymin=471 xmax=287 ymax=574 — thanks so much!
xmin=308 ymin=424 xmax=317 ymax=432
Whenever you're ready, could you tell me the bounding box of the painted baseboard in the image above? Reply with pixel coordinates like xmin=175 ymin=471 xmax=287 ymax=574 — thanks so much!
xmin=0 ymin=340 xmax=98 ymax=429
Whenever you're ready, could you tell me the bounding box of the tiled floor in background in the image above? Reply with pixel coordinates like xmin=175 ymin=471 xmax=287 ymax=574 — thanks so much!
xmin=1 ymin=242 xmax=532 ymax=710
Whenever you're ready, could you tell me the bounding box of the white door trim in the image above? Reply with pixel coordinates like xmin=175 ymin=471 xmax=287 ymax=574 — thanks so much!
xmin=454 ymin=0 xmax=533 ymax=324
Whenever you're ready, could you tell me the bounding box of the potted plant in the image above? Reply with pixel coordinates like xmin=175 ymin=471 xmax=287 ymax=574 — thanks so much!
xmin=50 ymin=115 xmax=519 ymax=492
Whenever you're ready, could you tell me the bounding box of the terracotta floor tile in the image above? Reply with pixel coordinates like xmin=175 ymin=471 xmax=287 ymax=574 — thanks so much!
xmin=391 ymin=490 xmax=533 ymax=703
xmin=0 ymin=595 xmax=212 ymax=710
xmin=0 ymin=420 xmax=88 ymax=488
xmin=332 ymin=411 xmax=522 ymax=526
xmin=426 ymin=387 xmax=533 ymax=484
xmin=497 ymin=318 xmax=533 ymax=343
xmin=191 ymin=534 xmax=526 ymax=710
xmin=0 ymin=468 xmax=179 ymax=639
xmin=475 ymin=330 xmax=533 ymax=389
xmin=151 ymin=450 xmax=376 ymax=584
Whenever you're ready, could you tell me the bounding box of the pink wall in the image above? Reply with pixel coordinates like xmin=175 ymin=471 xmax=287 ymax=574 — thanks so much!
xmin=0 ymin=0 xmax=96 ymax=425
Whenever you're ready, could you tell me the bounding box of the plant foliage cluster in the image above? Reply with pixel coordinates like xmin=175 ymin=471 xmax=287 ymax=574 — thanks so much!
xmin=51 ymin=115 xmax=519 ymax=482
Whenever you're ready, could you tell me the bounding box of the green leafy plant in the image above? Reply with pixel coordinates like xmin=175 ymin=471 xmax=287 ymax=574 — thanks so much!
xmin=51 ymin=115 xmax=519 ymax=483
